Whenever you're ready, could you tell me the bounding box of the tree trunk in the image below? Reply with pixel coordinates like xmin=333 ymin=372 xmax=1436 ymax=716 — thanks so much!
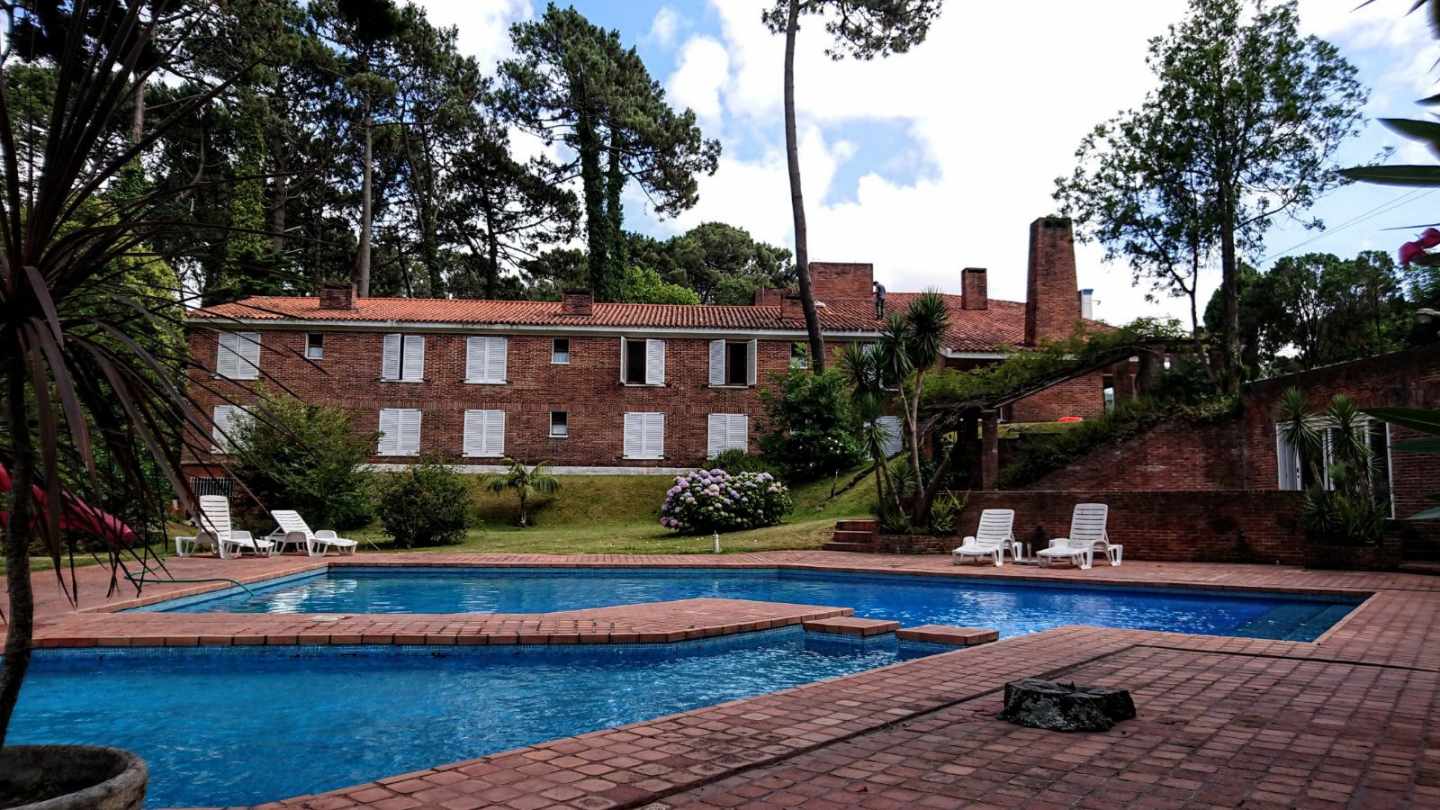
xmin=1219 ymin=186 xmax=1240 ymax=394
xmin=130 ymin=79 xmax=145 ymax=145
xmin=0 ymin=353 xmax=36 ymax=747
xmin=606 ymin=131 xmax=625 ymax=286
xmin=576 ymin=113 xmax=609 ymax=300
xmin=783 ymin=1 xmax=826 ymax=372
xmin=270 ymin=153 xmax=289 ymax=257
xmin=356 ymin=98 xmax=374 ymax=298
xmin=519 ymin=491 xmax=528 ymax=528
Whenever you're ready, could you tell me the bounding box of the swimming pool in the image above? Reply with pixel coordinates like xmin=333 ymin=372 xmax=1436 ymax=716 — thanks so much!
xmin=144 ymin=566 xmax=1360 ymax=641
xmin=11 ymin=628 xmax=938 ymax=807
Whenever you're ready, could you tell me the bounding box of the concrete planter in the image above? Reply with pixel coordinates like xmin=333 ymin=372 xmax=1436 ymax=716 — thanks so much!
xmin=0 ymin=745 xmax=147 ymax=810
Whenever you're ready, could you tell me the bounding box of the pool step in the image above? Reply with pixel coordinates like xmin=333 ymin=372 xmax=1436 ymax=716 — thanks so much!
xmin=803 ymin=616 xmax=900 ymax=637
xmin=896 ymin=625 xmax=999 ymax=647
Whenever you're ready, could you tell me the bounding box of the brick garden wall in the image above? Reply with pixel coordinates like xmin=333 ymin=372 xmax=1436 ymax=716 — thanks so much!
xmin=953 ymin=489 xmax=1307 ymax=565
xmin=1008 ymin=371 xmax=1107 ymax=423
xmin=1023 ymin=417 xmax=1243 ymax=491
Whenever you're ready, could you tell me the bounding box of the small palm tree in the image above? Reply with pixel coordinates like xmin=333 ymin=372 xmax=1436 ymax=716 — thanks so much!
xmin=487 ymin=458 xmax=560 ymax=527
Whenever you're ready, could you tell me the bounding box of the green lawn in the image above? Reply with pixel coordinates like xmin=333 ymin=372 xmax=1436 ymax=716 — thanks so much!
xmin=353 ymin=469 xmax=878 ymax=555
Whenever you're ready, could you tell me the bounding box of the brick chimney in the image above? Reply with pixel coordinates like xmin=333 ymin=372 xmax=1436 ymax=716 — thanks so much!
xmin=752 ymin=288 xmax=784 ymax=307
xmin=808 ymin=262 xmax=873 ymax=306
xmin=962 ymin=268 xmax=988 ymax=311
xmin=318 ymin=283 xmax=356 ymax=310
xmin=781 ymin=292 xmax=806 ymax=320
xmin=1025 ymin=216 xmax=1080 ymax=346
xmin=561 ymin=289 xmax=593 ymax=316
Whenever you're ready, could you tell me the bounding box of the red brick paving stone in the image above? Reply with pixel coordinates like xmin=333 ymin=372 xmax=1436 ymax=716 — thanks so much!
xmin=895 ymin=625 xmax=999 ymax=646
xmin=801 ymin=617 xmax=900 ymax=638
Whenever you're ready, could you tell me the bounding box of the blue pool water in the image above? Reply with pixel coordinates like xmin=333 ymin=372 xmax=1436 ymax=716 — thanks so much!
xmin=12 ymin=629 xmax=938 ymax=807
xmin=147 ymin=566 xmax=1360 ymax=641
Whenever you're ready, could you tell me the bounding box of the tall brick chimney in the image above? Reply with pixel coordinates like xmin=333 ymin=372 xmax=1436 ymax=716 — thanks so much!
xmin=752 ymin=288 xmax=784 ymax=307
xmin=781 ymin=292 xmax=806 ymax=320
xmin=318 ymin=283 xmax=356 ymax=310
xmin=808 ymin=262 xmax=873 ymax=307
xmin=561 ymin=289 xmax=593 ymax=316
xmin=962 ymin=268 xmax=988 ymax=310
xmin=1025 ymin=216 xmax=1080 ymax=346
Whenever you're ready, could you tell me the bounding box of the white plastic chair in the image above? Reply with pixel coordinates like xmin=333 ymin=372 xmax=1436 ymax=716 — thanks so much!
xmin=175 ymin=495 xmax=274 ymax=559
xmin=1036 ymin=503 xmax=1121 ymax=570
xmin=952 ymin=509 xmax=1020 ymax=567
xmin=267 ymin=510 xmax=358 ymax=557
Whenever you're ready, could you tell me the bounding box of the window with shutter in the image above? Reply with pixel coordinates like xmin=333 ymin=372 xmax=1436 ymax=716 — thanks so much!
xmin=707 ymin=413 xmax=748 ymax=458
xmin=465 ymin=336 xmax=508 ymax=384
xmin=1275 ymin=428 xmax=1300 ymax=491
xmin=747 ymin=339 xmax=758 ymax=386
xmin=708 ymin=340 xmax=725 ymax=386
xmin=552 ymin=338 xmax=570 ymax=364
xmin=216 ymin=332 xmax=260 ymax=380
xmin=624 ymin=412 xmax=664 ymax=459
xmin=378 ymin=408 xmax=422 ymax=456
xmin=876 ymin=416 xmax=903 ymax=458
xmin=463 ymin=409 xmax=505 ymax=457
xmin=622 ymin=338 xmax=648 ymax=384
xmin=383 ymin=335 xmax=425 ymax=381
xmin=646 ymin=339 xmax=665 ymax=385
xmin=305 ymin=333 xmax=325 ymax=360
xmin=399 ymin=408 xmax=422 ymax=454
xmin=211 ymin=405 xmax=250 ymax=453
xmin=711 ymin=340 xmax=755 ymax=386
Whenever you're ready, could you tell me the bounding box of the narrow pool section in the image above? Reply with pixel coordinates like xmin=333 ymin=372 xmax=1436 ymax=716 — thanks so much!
xmin=144 ymin=566 xmax=1362 ymax=641
xmin=11 ymin=628 xmax=939 ymax=807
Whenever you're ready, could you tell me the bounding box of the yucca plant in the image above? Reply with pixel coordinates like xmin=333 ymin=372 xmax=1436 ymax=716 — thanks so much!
xmin=0 ymin=1 xmax=283 ymax=749
xmin=487 ymin=458 xmax=560 ymax=527
xmin=1277 ymin=389 xmax=1387 ymax=546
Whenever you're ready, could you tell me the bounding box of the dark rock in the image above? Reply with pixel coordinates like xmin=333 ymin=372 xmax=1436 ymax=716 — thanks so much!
xmin=0 ymin=745 xmax=147 ymax=809
xmin=998 ymin=678 xmax=1136 ymax=732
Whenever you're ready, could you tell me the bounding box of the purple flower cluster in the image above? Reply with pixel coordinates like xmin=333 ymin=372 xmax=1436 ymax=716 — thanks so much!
xmin=659 ymin=468 xmax=791 ymax=534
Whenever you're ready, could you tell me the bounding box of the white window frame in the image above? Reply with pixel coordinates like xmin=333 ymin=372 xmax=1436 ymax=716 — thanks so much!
xmin=211 ymin=404 xmax=251 ymax=453
xmin=709 ymin=339 xmax=759 ymax=387
xmin=377 ymin=408 xmax=422 ymax=456
xmin=623 ymin=412 xmax=665 ymax=460
xmin=707 ymin=413 xmax=749 ymax=459
xmin=305 ymin=333 xmax=324 ymax=361
xmin=1274 ymin=417 xmax=1395 ymax=517
xmin=462 ymin=409 xmax=506 ymax=458
xmin=465 ymin=336 xmax=509 ymax=384
xmin=619 ymin=337 xmax=665 ymax=386
xmin=382 ymin=334 xmax=425 ymax=382
xmin=552 ymin=337 xmax=571 ymax=365
xmin=550 ymin=411 xmax=569 ymax=439
xmin=216 ymin=331 xmax=261 ymax=380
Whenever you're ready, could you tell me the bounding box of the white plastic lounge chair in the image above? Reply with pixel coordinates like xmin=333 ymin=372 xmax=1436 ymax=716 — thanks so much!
xmin=1036 ymin=503 xmax=1121 ymax=570
xmin=267 ymin=510 xmax=358 ymax=557
xmin=174 ymin=495 xmax=274 ymax=559
xmin=952 ymin=509 xmax=1019 ymax=567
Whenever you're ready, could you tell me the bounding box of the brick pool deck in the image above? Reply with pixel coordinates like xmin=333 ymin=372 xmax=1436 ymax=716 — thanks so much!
xmin=10 ymin=551 xmax=1440 ymax=808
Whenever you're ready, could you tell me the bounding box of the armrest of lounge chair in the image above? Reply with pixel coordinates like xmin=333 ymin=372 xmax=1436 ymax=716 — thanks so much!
xmin=315 ymin=530 xmax=338 ymax=540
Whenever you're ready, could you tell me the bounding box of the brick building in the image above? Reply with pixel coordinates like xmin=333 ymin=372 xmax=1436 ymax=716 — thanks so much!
xmin=184 ymin=216 xmax=1105 ymax=477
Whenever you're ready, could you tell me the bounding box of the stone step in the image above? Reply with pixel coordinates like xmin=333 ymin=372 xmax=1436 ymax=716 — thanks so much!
xmin=802 ymin=616 xmax=900 ymax=637
xmin=835 ymin=519 xmax=878 ymax=532
xmin=897 ymin=625 xmax=999 ymax=647
xmin=821 ymin=541 xmax=874 ymax=553
xmin=830 ymin=529 xmax=875 ymax=544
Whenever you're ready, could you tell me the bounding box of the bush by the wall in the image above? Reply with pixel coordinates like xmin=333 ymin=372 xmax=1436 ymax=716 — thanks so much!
xmin=659 ymin=469 xmax=792 ymax=534
xmin=710 ymin=449 xmax=783 ymax=478
xmin=758 ymin=368 xmax=865 ymax=481
xmin=377 ymin=458 xmax=473 ymax=548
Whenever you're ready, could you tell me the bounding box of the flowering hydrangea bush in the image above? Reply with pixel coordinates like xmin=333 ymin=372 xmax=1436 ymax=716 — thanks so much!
xmin=659 ymin=469 xmax=792 ymax=534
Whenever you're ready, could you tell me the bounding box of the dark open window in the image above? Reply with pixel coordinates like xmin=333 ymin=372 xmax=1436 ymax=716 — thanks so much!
xmin=306 ymin=333 xmax=324 ymax=360
xmin=725 ymin=342 xmax=748 ymax=386
xmin=624 ymin=340 xmax=646 ymax=384
xmin=550 ymin=411 xmax=568 ymax=438
xmin=552 ymin=337 xmax=570 ymax=364
xmin=1102 ymin=374 xmax=1115 ymax=414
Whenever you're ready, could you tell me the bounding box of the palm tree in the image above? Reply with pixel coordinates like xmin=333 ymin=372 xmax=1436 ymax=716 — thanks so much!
xmin=0 ymin=2 xmax=283 ymax=746
xmin=487 ymin=458 xmax=560 ymax=527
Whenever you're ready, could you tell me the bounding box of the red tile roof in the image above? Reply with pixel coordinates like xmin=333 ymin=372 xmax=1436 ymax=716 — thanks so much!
xmin=189 ymin=293 xmax=1098 ymax=354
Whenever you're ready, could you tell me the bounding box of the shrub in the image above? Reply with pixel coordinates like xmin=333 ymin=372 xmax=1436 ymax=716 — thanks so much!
xmin=758 ymin=368 xmax=865 ymax=481
xmin=659 ymin=469 xmax=792 ymax=534
xmin=229 ymin=391 xmax=377 ymax=530
xmin=377 ymin=458 xmax=474 ymax=548
xmin=711 ymin=449 xmax=783 ymax=477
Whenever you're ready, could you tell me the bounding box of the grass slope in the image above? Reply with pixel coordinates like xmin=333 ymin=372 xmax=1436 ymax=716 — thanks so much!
xmin=358 ymin=469 xmax=878 ymax=555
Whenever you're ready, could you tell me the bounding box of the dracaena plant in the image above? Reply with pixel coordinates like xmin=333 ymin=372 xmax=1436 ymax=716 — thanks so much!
xmin=0 ymin=0 xmax=289 ymax=748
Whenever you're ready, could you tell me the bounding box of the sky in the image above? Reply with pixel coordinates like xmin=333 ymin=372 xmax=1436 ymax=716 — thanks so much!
xmin=415 ymin=0 xmax=1440 ymax=327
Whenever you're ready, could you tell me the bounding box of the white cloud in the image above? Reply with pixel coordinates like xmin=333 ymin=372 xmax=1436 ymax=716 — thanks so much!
xmin=648 ymin=6 xmax=683 ymax=47
xmin=668 ymin=36 xmax=731 ymax=121
xmin=409 ymin=0 xmax=532 ymax=72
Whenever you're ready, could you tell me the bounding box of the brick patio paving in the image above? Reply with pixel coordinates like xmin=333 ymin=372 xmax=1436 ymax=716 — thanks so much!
xmin=9 ymin=550 xmax=1440 ymax=809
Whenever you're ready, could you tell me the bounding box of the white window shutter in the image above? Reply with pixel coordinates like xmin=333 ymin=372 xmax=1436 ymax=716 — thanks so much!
xmin=1276 ymin=428 xmax=1299 ymax=491
xmin=747 ymin=339 xmax=758 ymax=386
xmin=619 ymin=337 xmax=628 ymax=384
xmin=644 ymin=412 xmax=664 ymax=459
xmin=728 ymin=414 xmax=748 ymax=453
xmin=709 ymin=340 xmax=725 ymax=386
xmin=465 ymin=337 xmax=485 ymax=382
xmin=402 ymin=335 xmax=425 ymax=382
xmin=623 ymin=412 xmax=642 ymax=458
xmin=378 ymin=408 xmax=400 ymax=455
xmin=877 ymin=416 xmax=902 ymax=458
xmin=237 ymin=332 xmax=261 ymax=379
xmin=486 ymin=409 xmax=505 ymax=456
xmin=487 ymin=337 xmax=508 ymax=383
xmin=382 ymin=334 xmax=402 ymax=381
xmin=463 ymin=410 xmax=484 ymax=457
xmin=646 ymin=339 xmax=665 ymax=385
xmin=707 ymin=413 xmax=726 ymax=459
xmin=216 ymin=333 xmax=239 ymax=378
xmin=212 ymin=405 xmax=236 ymax=452
xmin=400 ymin=409 xmax=422 ymax=455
